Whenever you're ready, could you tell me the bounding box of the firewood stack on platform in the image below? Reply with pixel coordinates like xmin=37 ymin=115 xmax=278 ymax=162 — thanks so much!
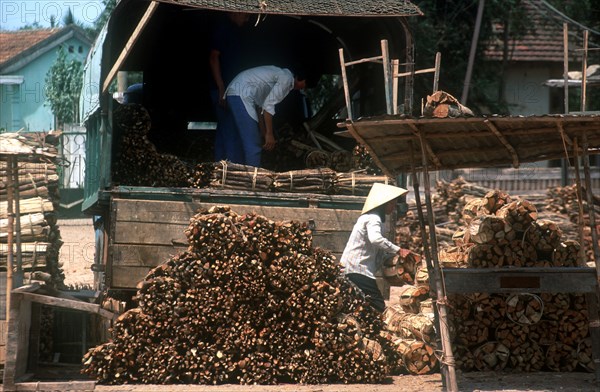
xmin=82 ymin=206 xmax=412 ymax=385
xmin=391 ymin=177 xmax=596 ymax=373
xmin=0 ymin=132 xmax=65 ymax=287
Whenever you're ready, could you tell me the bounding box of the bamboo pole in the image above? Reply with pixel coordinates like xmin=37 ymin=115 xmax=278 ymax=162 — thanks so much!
xmin=5 ymin=157 xmax=14 ymax=321
xmin=581 ymin=30 xmax=588 ymax=112
xmin=572 ymin=138 xmax=587 ymax=264
xmin=416 ymin=130 xmax=458 ymax=391
xmin=12 ymin=159 xmax=23 ymax=287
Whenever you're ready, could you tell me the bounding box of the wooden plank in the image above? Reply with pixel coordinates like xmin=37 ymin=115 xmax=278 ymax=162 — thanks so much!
xmin=113 ymin=222 xmax=351 ymax=253
xmin=3 ymin=293 xmax=32 ymax=388
xmin=18 ymin=292 xmax=116 ymax=320
xmin=442 ymin=268 xmax=597 ymax=294
xmin=113 ymin=221 xmax=185 ymax=246
xmin=112 ymin=244 xmax=186 ymax=267
xmin=113 ymin=199 xmax=361 ymax=231
xmin=111 ymin=266 xmax=153 ymax=289
xmin=102 ymin=1 xmax=159 ymax=93
xmin=14 ymin=381 xmax=96 ymax=391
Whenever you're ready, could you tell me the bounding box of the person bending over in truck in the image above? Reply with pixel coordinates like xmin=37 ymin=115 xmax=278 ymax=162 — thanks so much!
xmin=209 ymin=12 xmax=250 ymax=163
xmin=340 ymin=183 xmax=411 ymax=313
xmin=223 ymin=65 xmax=307 ymax=166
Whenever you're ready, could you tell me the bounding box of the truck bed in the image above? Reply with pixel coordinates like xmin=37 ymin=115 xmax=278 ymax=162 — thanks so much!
xmin=105 ymin=187 xmax=367 ymax=289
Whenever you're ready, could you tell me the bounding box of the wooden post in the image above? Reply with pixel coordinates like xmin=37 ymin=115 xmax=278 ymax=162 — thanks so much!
xmin=581 ymin=133 xmax=600 ymax=381
xmin=433 ymin=52 xmax=441 ymax=93
xmin=563 ymin=23 xmax=569 ymax=114
xmin=392 ymin=59 xmax=400 ymax=115
xmin=5 ymin=156 xmax=14 ymax=321
xmin=12 ymin=159 xmax=23 ymax=287
xmin=381 ymin=39 xmax=392 ymax=115
xmin=581 ymin=30 xmax=588 ymax=112
xmin=561 ymin=23 xmax=569 ymax=186
xmin=461 ymin=0 xmax=485 ymax=104
xmin=573 ymin=138 xmax=587 ymax=263
xmin=416 ymin=130 xmax=458 ymax=391
xmin=339 ymin=48 xmax=353 ymax=120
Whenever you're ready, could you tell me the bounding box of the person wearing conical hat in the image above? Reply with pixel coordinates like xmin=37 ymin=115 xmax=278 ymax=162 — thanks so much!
xmin=340 ymin=183 xmax=410 ymax=312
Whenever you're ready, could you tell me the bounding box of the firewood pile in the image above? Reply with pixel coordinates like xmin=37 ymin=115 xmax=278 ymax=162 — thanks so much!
xmin=189 ymin=161 xmax=393 ymax=196
xmin=390 ymin=177 xmax=597 ymax=373
xmin=112 ymin=104 xmax=190 ymax=187
xmin=352 ymin=144 xmax=383 ymax=175
xmin=82 ymin=206 xmax=412 ymax=385
xmin=0 ymin=132 xmax=65 ymax=287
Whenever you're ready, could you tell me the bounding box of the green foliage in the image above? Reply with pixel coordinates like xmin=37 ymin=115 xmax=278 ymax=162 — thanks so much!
xmin=410 ymin=0 xmax=536 ymax=115
xmin=86 ymin=0 xmax=117 ymax=38
xmin=45 ymin=46 xmax=83 ymax=127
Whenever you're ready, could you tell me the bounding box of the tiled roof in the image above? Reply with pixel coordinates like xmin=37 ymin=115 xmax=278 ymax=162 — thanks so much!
xmin=0 ymin=28 xmax=61 ymax=68
xmin=483 ymin=0 xmax=585 ymax=62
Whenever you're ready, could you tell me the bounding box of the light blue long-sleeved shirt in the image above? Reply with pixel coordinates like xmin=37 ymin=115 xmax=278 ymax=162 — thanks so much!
xmin=340 ymin=212 xmax=400 ymax=279
xmin=225 ymin=65 xmax=294 ymax=122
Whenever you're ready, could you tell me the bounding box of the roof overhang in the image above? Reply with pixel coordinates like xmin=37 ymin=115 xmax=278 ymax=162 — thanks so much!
xmin=154 ymin=0 xmax=423 ymax=16
xmin=0 ymin=75 xmax=24 ymax=85
xmin=343 ymin=114 xmax=600 ymax=176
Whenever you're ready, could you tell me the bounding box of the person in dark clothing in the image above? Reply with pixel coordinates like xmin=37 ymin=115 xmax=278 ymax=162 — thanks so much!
xmin=208 ymin=12 xmax=250 ymax=162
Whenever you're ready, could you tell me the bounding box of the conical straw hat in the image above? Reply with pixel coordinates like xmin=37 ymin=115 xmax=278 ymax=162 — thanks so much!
xmin=361 ymin=183 xmax=409 ymax=214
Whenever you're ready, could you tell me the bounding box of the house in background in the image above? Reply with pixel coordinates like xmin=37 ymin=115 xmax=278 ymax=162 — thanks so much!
xmin=0 ymin=25 xmax=92 ymax=133
xmin=483 ymin=0 xmax=596 ymax=116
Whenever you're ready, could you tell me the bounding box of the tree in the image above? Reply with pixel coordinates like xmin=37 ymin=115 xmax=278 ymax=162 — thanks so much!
xmin=45 ymin=46 xmax=83 ymax=128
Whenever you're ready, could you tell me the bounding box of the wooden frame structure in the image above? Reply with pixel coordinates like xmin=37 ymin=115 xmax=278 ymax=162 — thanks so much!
xmin=340 ymin=28 xmax=600 ymax=392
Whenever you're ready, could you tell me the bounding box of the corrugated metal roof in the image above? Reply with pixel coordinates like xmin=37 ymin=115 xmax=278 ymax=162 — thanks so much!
xmin=344 ymin=114 xmax=600 ymax=176
xmin=156 ymin=0 xmax=423 ymax=16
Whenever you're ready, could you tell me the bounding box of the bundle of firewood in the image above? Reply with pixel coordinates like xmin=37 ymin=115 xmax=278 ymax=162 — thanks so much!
xmin=112 ymin=104 xmax=190 ymax=187
xmin=82 ymin=206 xmax=406 ymax=385
xmin=447 ymin=292 xmax=592 ymax=372
xmin=422 ymin=90 xmax=474 ymax=118
xmin=0 ymin=132 xmax=65 ymax=287
xmin=188 ymin=161 xmax=393 ymax=196
xmin=352 ymin=144 xmax=383 ymax=175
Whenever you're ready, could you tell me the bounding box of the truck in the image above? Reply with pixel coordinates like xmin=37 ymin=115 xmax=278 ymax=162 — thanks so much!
xmin=79 ymin=0 xmax=423 ymax=296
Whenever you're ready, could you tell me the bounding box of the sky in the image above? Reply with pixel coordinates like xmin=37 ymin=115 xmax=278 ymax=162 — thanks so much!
xmin=1 ymin=0 xmax=106 ymax=30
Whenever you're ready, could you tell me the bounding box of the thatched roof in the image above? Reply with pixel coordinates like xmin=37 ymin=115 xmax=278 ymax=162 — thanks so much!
xmin=344 ymin=114 xmax=600 ymax=176
xmin=156 ymin=0 xmax=423 ymax=16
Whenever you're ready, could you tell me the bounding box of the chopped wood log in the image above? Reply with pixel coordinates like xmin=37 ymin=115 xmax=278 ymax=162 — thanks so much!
xmin=471 ymin=294 xmax=507 ymax=330
xmin=465 ymin=215 xmax=515 ymax=245
xmin=524 ymin=219 xmax=562 ymax=255
xmin=557 ymin=309 xmax=589 ymax=346
xmin=546 ymin=342 xmax=579 ymax=372
xmin=380 ymin=333 xmax=438 ymax=375
xmin=509 ymin=341 xmax=544 ymax=371
xmin=453 ymin=344 xmax=475 ymax=371
xmin=382 ymin=305 xmax=435 ymax=343
xmin=455 ymin=319 xmax=489 ymax=347
xmin=472 ymin=341 xmax=510 ymax=371
xmin=577 ymin=338 xmax=595 ymax=372
xmin=552 ymin=240 xmax=581 ymax=267
xmin=505 ymin=293 xmax=543 ymax=325
xmin=392 ymin=284 xmax=429 ymax=314
xmin=529 ymin=319 xmax=559 ymax=346
xmin=494 ymin=321 xmax=530 ymax=351
xmin=423 ymin=90 xmax=474 ymax=118
xmin=496 ymin=200 xmax=538 ymax=232
xmin=538 ymin=293 xmax=570 ymax=323
xmin=382 ymin=251 xmax=420 ymax=286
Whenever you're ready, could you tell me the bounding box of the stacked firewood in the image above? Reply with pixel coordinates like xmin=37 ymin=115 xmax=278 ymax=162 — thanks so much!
xmin=390 ymin=178 xmax=597 ymax=373
xmin=189 ymin=161 xmax=393 ymax=196
xmin=82 ymin=206 xmax=405 ymax=385
xmin=0 ymin=132 xmax=65 ymax=287
xmin=352 ymin=144 xmax=383 ymax=175
xmin=112 ymin=104 xmax=190 ymax=187
xmin=439 ymin=190 xmax=592 ymax=372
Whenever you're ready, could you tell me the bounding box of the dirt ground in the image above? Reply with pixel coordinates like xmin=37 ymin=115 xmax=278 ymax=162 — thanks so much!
xmin=52 ymin=220 xmax=599 ymax=392
xmin=58 ymin=218 xmax=96 ymax=289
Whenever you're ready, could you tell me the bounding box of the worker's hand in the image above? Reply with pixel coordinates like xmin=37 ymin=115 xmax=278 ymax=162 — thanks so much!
xmin=397 ymin=248 xmax=411 ymax=258
xmin=263 ymin=133 xmax=276 ymax=151
xmin=218 ymin=87 xmax=226 ymax=108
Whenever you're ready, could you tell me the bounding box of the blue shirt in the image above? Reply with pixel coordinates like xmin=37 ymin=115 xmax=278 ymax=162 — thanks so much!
xmin=340 ymin=212 xmax=400 ymax=279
